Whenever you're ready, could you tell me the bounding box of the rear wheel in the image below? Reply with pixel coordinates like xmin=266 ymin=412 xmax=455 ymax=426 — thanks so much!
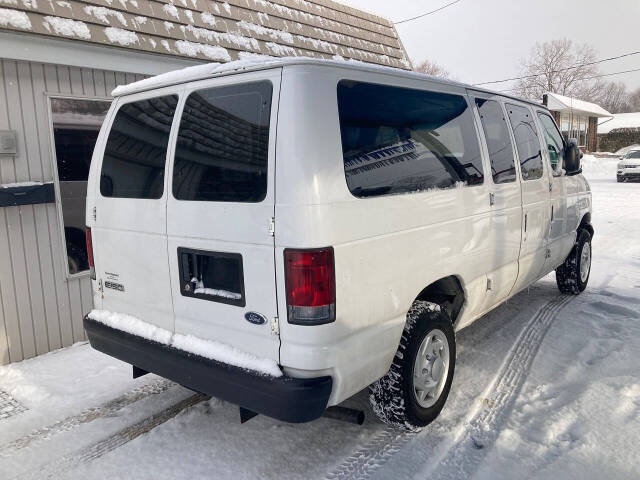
xmin=556 ymin=229 xmax=592 ymax=294
xmin=369 ymin=301 xmax=455 ymax=431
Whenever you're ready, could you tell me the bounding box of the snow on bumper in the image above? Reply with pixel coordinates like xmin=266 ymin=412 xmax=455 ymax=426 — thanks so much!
xmin=83 ymin=314 xmax=333 ymax=423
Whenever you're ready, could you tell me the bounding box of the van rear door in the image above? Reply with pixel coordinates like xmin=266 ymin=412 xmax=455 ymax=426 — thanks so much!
xmin=91 ymin=90 xmax=180 ymax=332
xmin=166 ymin=69 xmax=281 ymax=361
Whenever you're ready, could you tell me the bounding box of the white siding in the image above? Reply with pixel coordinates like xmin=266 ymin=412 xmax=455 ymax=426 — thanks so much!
xmin=0 ymin=58 xmax=145 ymax=364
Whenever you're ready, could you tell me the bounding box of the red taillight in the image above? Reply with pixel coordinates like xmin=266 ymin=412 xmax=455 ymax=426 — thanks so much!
xmin=86 ymin=227 xmax=95 ymax=280
xmin=284 ymin=248 xmax=335 ymax=325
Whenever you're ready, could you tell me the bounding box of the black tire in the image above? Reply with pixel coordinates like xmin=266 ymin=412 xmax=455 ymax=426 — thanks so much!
xmin=369 ymin=301 xmax=456 ymax=431
xmin=617 ymin=176 xmax=623 ymax=183
xmin=556 ymin=229 xmax=592 ymax=294
xmin=67 ymin=242 xmax=88 ymax=275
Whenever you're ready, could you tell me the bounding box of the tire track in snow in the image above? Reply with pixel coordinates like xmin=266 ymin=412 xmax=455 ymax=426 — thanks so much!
xmin=426 ymin=294 xmax=573 ymax=480
xmin=14 ymin=393 xmax=208 ymax=480
xmin=326 ymin=427 xmax=418 ymax=480
xmin=0 ymin=379 xmax=175 ymax=456
xmin=326 ymin=294 xmax=573 ymax=480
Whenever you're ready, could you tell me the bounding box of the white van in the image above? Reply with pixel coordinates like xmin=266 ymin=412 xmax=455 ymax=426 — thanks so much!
xmin=84 ymin=58 xmax=593 ymax=430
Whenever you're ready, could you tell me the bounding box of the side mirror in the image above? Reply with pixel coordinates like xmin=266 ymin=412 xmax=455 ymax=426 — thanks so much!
xmin=564 ymin=138 xmax=582 ymax=175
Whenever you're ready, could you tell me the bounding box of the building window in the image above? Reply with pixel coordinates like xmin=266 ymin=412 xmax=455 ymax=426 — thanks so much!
xmin=51 ymin=98 xmax=111 ymax=275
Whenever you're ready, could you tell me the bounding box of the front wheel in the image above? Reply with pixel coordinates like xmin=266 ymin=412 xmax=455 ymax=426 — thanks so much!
xmin=556 ymin=229 xmax=592 ymax=294
xmin=369 ymin=301 xmax=456 ymax=431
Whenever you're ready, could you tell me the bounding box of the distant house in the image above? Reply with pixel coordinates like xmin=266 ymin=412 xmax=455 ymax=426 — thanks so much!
xmin=0 ymin=0 xmax=410 ymax=364
xmin=543 ymin=92 xmax=612 ymax=152
xmin=597 ymin=113 xmax=640 ymax=153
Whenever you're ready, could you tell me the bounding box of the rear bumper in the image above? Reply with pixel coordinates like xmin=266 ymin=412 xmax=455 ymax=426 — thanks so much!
xmin=618 ymin=172 xmax=640 ymax=180
xmin=83 ymin=316 xmax=332 ymax=423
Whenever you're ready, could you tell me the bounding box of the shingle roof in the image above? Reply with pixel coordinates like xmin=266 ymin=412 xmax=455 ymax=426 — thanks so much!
xmin=0 ymin=0 xmax=411 ymax=69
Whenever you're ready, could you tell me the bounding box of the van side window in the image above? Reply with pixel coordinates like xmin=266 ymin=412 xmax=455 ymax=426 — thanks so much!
xmin=506 ymin=104 xmax=543 ymax=181
xmin=474 ymin=99 xmax=516 ymax=184
xmin=537 ymin=112 xmax=565 ymax=173
xmin=100 ymin=95 xmax=178 ymax=199
xmin=172 ymin=81 xmax=272 ymax=203
xmin=337 ymin=81 xmax=483 ymax=198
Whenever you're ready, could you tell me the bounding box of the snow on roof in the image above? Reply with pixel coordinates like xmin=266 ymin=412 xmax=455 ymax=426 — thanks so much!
xmin=0 ymin=0 xmax=410 ymax=70
xmin=545 ymin=92 xmax=612 ymax=118
xmin=598 ymin=112 xmax=640 ymax=134
xmin=112 ymin=56 xmax=467 ymax=96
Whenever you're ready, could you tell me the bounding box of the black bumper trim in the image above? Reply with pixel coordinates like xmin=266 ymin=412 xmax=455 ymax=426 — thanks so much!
xmin=84 ymin=316 xmax=332 ymax=423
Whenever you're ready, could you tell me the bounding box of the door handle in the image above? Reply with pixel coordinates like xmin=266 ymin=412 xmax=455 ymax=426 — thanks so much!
xmin=551 ymin=205 xmax=554 ymax=221
xmin=524 ymin=213 xmax=527 ymax=232
xmin=489 ymin=192 xmax=495 ymax=206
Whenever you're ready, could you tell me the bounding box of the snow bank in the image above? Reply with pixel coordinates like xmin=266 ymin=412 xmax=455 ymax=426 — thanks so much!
xmin=615 ymin=144 xmax=640 ymax=155
xmin=0 ymin=7 xmax=32 ymax=30
xmin=104 ymin=27 xmax=138 ymax=46
xmin=174 ymin=40 xmax=231 ymax=62
xmin=193 ymin=287 xmax=241 ymax=300
xmin=111 ymin=57 xmax=283 ymax=96
xmin=43 ymin=16 xmax=91 ymax=39
xmin=88 ymin=310 xmax=172 ymax=345
xmin=172 ymin=334 xmax=282 ymax=378
xmin=87 ymin=309 xmax=282 ymax=377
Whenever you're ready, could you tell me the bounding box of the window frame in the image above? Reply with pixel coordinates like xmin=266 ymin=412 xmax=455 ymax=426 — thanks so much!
xmin=469 ymin=93 xmax=520 ymax=186
xmin=336 ymin=79 xmax=486 ymax=199
xmin=171 ymin=80 xmax=273 ymax=204
xmin=504 ymin=102 xmax=546 ymax=182
xmin=535 ymin=110 xmax=566 ymax=177
xmin=99 ymin=93 xmax=180 ymax=201
xmin=47 ymin=93 xmax=112 ymax=279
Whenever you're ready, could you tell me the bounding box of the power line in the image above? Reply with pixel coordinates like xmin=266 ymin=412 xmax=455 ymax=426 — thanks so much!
xmin=495 ymin=66 xmax=640 ymax=93
xmin=473 ymin=50 xmax=640 ymax=86
xmin=394 ymin=0 xmax=463 ymax=25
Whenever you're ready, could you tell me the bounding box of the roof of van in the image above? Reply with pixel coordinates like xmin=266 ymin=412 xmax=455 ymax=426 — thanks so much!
xmin=111 ymin=57 xmax=545 ymax=110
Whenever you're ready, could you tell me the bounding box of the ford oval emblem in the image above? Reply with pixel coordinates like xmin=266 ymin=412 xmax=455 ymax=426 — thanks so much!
xmin=245 ymin=312 xmax=267 ymax=325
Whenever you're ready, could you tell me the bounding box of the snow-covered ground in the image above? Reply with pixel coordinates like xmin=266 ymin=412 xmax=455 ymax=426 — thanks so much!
xmin=0 ymin=155 xmax=638 ymax=479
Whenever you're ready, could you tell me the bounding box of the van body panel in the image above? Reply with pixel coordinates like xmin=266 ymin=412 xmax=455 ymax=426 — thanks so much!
xmin=166 ymin=68 xmax=281 ymax=361
xmin=88 ymin=87 xmax=182 ymax=332
xmin=275 ymin=66 xmax=494 ymax=403
xmin=467 ymin=91 xmax=523 ymax=315
xmin=86 ymin=59 xmax=594 ymax=417
xmin=505 ymin=102 xmax=552 ymax=294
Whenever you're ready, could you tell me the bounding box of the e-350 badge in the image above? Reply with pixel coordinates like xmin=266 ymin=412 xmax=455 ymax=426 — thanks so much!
xmin=104 ymin=281 xmax=125 ymax=292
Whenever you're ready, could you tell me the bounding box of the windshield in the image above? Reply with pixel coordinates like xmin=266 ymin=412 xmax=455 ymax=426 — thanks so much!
xmin=626 ymin=151 xmax=640 ymax=159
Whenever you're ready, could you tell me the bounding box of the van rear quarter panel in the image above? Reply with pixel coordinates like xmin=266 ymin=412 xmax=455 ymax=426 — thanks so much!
xmin=275 ymin=65 xmax=493 ymax=404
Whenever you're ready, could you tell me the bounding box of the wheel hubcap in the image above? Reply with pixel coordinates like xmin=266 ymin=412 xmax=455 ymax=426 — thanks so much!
xmin=580 ymin=241 xmax=591 ymax=283
xmin=413 ymin=329 xmax=450 ymax=408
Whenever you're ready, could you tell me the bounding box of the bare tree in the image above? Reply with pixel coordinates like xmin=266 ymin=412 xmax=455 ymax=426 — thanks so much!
xmin=589 ymin=81 xmax=632 ymax=114
xmin=414 ymin=59 xmax=451 ymax=79
xmin=515 ymin=39 xmax=600 ymax=101
xmin=629 ymin=88 xmax=640 ymax=112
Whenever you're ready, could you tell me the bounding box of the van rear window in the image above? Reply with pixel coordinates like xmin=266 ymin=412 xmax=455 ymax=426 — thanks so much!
xmin=100 ymin=95 xmax=178 ymax=199
xmin=172 ymin=81 xmax=272 ymax=203
xmin=337 ymin=81 xmax=483 ymax=198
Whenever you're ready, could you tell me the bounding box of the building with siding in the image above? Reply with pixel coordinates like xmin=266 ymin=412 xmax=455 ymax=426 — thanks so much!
xmin=543 ymin=92 xmax=612 ymax=153
xmin=0 ymin=0 xmax=410 ymax=364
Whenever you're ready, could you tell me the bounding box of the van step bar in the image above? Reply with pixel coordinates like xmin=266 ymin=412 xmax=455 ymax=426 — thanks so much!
xmin=238 ymin=405 xmax=365 ymax=425
xmin=323 ymin=406 xmax=365 ymax=425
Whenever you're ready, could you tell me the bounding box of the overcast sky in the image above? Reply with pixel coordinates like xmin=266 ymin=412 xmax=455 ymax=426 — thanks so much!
xmin=339 ymin=0 xmax=640 ymax=94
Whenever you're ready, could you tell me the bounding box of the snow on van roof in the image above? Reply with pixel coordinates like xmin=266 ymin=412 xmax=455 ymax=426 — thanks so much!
xmin=111 ymin=56 xmax=467 ymax=97
xmin=111 ymin=56 xmax=546 ymax=113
